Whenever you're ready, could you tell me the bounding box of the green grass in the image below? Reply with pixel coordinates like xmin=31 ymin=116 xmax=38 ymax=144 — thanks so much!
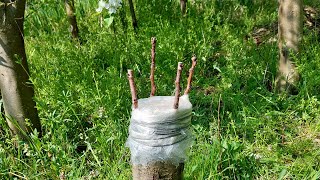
xmin=0 ymin=0 xmax=320 ymax=179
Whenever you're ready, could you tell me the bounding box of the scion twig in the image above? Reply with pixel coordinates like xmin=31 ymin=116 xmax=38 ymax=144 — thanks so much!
xmin=150 ymin=37 xmax=157 ymax=96
xmin=173 ymin=62 xmax=183 ymax=109
xmin=184 ymin=55 xmax=197 ymax=95
xmin=128 ymin=70 xmax=138 ymax=109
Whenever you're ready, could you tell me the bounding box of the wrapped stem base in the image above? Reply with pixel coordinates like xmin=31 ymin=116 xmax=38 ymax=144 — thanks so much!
xmin=133 ymin=162 xmax=184 ymax=180
xmin=126 ymin=95 xmax=193 ymax=179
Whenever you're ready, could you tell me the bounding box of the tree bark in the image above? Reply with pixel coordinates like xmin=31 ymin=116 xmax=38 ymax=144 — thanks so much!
xmin=128 ymin=0 xmax=138 ymax=30
xmin=64 ymin=0 xmax=80 ymax=40
xmin=0 ymin=0 xmax=42 ymax=138
xmin=276 ymin=0 xmax=302 ymax=93
xmin=132 ymin=162 xmax=184 ymax=180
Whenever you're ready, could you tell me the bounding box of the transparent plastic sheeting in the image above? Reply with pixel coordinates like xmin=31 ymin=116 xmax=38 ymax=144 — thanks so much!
xmin=126 ymin=95 xmax=193 ymax=165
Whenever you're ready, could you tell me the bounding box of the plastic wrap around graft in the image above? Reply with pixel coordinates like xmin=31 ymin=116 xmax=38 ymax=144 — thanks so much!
xmin=126 ymin=95 xmax=193 ymax=165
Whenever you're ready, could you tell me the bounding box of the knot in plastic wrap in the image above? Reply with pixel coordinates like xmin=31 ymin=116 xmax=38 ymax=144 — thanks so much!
xmin=126 ymin=95 xmax=193 ymax=165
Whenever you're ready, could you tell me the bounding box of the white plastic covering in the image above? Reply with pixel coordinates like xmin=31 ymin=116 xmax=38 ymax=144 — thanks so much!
xmin=126 ymin=95 xmax=193 ymax=165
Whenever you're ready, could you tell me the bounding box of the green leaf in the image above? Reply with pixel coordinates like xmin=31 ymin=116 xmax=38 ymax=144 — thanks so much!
xmin=104 ymin=17 xmax=114 ymax=28
xmin=213 ymin=63 xmax=221 ymax=73
xmin=277 ymin=169 xmax=287 ymax=180
xmin=191 ymin=165 xmax=198 ymax=173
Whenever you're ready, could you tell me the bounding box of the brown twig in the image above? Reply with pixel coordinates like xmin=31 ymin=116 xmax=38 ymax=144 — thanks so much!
xmin=173 ymin=62 xmax=183 ymax=109
xmin=150 ymin=37 xmax=157 ymax=97
xmin=184 ymin=55 xmax=197 ymax=95
xmin=128 ymin=70 xmax=138 ymax=109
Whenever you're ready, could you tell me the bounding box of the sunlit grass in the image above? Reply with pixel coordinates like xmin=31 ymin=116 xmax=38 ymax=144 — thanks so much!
xmin=0 ymin=0 xmax=319 ymax=179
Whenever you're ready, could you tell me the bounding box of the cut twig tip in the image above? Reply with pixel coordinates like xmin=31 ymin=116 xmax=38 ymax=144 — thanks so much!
xmin=184 ymin=55 xmax=197 ymax=95
xmin=178 ymin=62 xmax=183 ymax=69
xmin=174 ymin=62 xmax=183 ymax=109
xmin=191 ymin=55 xmax=197 ymax=63
xmin=151 ymin=37 xmax=157 ymax=43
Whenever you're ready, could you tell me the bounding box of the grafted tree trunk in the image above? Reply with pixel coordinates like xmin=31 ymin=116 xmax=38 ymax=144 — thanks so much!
xmin=64 ymin=0 xmax=80 ymax=39
xmin=0 ymin=0 xmax=42 ymax=138
xmin=128 ymin=0 xmax=138 ymax=30
xmin=276 ymin=0 xmax=303 ymax=93
xmin=180 ymin=0 xmax=187 ymax=15
xmin=133 ymin=162 xmax=184 ymax=180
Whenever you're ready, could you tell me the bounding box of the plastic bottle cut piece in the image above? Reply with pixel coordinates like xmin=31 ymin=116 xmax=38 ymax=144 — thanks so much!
xmin=126 ymin=95 xmax=193 ymax=165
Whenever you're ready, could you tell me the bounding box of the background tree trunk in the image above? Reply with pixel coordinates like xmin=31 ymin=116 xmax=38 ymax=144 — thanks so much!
xmin=65 ymin=0 xmax=80 ymax=40
xmin=0 ymin=0 xmax=42 ymax=138
xmin=128 ymin=0 xmax=138 ymax=30
xmin=180 ymin=0 xmax=187 ymax=15
xmin=276 ymin=0 xmax=302 ymax=93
